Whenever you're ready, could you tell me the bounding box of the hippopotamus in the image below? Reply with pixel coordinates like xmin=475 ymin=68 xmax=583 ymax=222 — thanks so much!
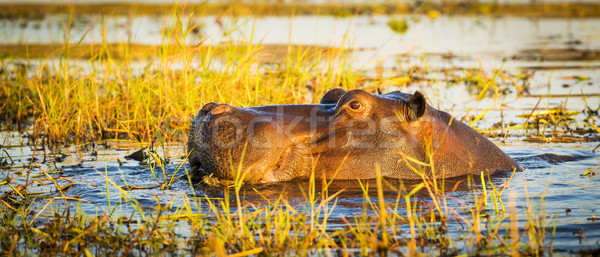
xmin=187 ymin=88 xmax=521 ymax=184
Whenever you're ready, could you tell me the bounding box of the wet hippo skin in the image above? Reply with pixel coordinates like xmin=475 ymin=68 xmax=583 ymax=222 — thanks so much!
xmin=188 ymin=88 xmax=522 ymax=183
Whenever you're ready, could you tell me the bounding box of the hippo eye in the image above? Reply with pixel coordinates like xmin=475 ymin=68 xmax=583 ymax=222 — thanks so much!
xmin=349 ymin=101 xmax=362 ymax=110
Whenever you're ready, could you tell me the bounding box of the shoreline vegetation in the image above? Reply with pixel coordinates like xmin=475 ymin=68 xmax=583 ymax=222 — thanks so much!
xmin=0 ymin=1 xmax=598 ymax=144
xmin=1 ymin=1 xmax=600 ymax=18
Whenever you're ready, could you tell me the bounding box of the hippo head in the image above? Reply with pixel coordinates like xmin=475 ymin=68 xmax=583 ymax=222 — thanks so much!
xmin=188 ymin=88 xmax=520 ymax=183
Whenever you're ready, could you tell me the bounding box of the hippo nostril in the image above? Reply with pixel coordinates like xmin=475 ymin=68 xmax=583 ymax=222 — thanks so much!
xmin=200 ymin=102 xmax=219 ymax=116
xmin=209 ymin=104 xmax=234 ymax=116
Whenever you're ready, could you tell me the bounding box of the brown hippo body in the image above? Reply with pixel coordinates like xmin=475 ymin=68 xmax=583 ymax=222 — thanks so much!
xmin=188 ymin=88 xmax=521 ymax=183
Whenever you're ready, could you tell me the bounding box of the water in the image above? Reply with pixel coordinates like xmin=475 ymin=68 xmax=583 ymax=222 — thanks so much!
xmin=4 ymin=15 xmax=600 ymax=58
xmin=1 ymin=133 xmax=598 ymax=253
xmin=508 ymin=144 xmax=600 ymax=252
xmin=1 ymin=12 xmax=600 ymax=254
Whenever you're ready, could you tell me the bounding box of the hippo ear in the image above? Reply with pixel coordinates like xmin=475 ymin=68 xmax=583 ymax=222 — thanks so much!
xmin=320 ymin=88 xmax=347 ymax=104
xmin=407 ymin=91 xmax=427 ymax=121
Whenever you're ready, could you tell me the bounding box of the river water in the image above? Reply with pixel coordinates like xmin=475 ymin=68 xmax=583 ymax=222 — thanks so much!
xmin=1 ymin=13 xmax=600 ymax=254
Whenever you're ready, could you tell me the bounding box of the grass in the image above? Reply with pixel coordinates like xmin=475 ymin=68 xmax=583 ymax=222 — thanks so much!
xmin=0 ymin=11 xmax=353 ymax=144
xmin=0 ymin=139 xmax=558 ymax=255
xmin=1 ymin=2 xmax=600 ymax=256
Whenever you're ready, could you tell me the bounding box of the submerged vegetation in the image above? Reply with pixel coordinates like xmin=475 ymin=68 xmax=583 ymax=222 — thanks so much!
xmin=1 ymin=1 xmax=600 ymax=256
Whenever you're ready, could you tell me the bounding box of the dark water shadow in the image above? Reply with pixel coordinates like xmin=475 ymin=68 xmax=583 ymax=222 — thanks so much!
xmin=514 ymin=150 xmax=595 ymax=169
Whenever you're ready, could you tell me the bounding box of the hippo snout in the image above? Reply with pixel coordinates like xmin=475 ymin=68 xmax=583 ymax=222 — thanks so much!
xmin=188 ymin=104 xmax=306 ymax=183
